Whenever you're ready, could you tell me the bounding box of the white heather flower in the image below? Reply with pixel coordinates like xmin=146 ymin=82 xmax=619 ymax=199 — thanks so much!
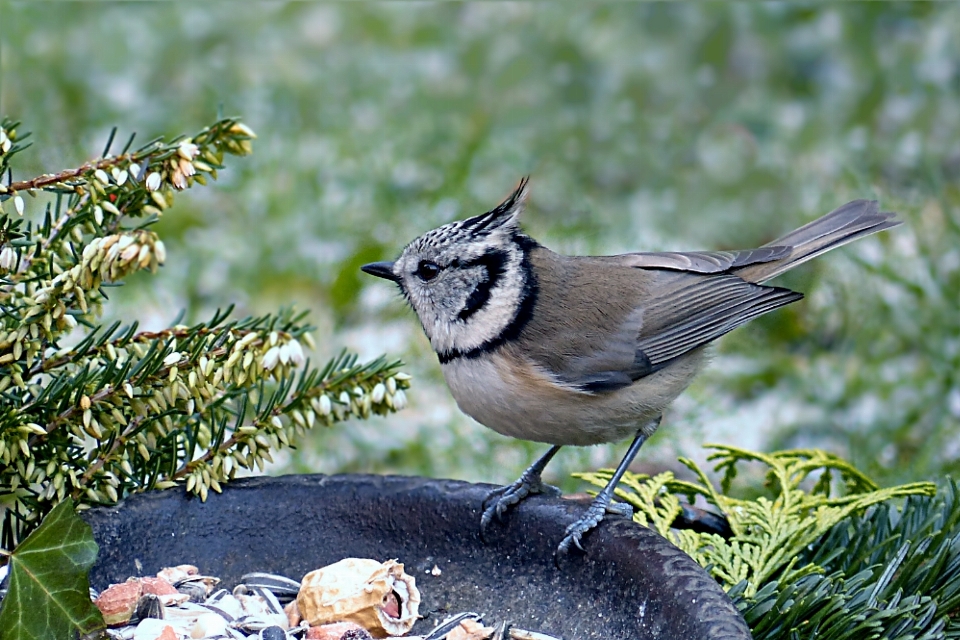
xmin=171 ymin=170 xmax=187 ymax=190
xmin=230 ymin=122 xmax=257 ymax=138
xmin=93 ymin=206 xmax=104 ymax=226
xmin=286 ymin=340 xmax=305 ymax=366
xmin=94 ymin=169 xmax=110 ymax=185
xmin=278 ymin=343 xmax=291 ymax=365
xmin=163 ymin=351 xmax=182 ymax=366
xmin=392 ymin=389 xmax=408 ymax=410
xmin=105 ymin=242 xmax=122 ymax=265
xmin=82 ymin=241 xmax=98 ymax=260
xmin=128 ymin=163 xmax=141 ymax=180
xmin=179 ymin=158 xmax=196 ymax=177
xmin=318 ymin=394 xmax=332 ymax=416
xmin=116 ymin=170 xmax=128 ymax=185
xmin=153 ymin=240 xmax=167 ymax=263
xmin=120 ymin=243 xmax=140 ymax=263
xmin=145 ymin=172 xmax=162 ymax=191
xmin=150 ymin=192 xmax=167 ymax=210
xmin=24 ymin=423 xmax=45 ymax=436
xmin=260 ymin=346 xmax=281 ymax=371
xmin=371 ymin=383 xmax=386 ymax=404
xmin=14 ymin=196 xmax=24 ymax=216
xmin=137 ymin=244 xmax=151 ymax=267
xmin=236 ymin=332 xmax=259 ymax=349
xmin=0 ymin=247 xmax=16 ymax=270
xmin=178 ymin=141 xmax=199 ymax=160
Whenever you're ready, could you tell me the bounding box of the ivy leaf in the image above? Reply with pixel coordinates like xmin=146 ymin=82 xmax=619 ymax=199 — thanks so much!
xmin=0 ymin=499 xmax=105 ymax=639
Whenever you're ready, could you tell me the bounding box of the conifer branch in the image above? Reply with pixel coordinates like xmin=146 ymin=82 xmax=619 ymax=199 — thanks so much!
xmin=0 ymin=117 xmax=412 ymax=546
xmin=3 ymin=155 xmax=135 ymax=194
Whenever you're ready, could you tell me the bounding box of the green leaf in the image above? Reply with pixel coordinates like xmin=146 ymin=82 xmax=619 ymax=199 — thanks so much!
xmin=0 ymin=499 xmax=104 ymax=639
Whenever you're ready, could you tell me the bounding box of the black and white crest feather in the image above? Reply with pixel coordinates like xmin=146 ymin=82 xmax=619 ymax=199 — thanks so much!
xmin=460 ymin=177 xmax=530 ymax=234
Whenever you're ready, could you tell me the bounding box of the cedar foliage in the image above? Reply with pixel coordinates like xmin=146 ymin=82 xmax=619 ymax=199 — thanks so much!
xmin=580 ymin=448 xmax=960 ymax=639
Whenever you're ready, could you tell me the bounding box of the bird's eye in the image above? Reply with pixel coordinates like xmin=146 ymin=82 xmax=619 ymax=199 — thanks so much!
xmin=415 ymin=261 xmax=440 ymax=281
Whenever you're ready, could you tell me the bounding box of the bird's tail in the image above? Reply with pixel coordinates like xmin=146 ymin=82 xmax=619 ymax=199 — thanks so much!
xmin=733 ymin=200 xmax=901 ymax=283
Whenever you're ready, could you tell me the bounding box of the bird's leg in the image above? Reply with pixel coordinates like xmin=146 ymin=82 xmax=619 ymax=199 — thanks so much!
xmin=480 ymin=445 xmax=563 ymax=537
xmin=557 ymin=417 xmax=660 ymax=556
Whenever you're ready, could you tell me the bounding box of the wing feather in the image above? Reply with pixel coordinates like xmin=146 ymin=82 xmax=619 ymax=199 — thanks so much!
xmin=635 ymin=285 xmax=802 ymax=364
xmin=526 ymin=200 xmax=898 ymax=394
xmin=610 ymin=246 xmax=791 ymax=274
xmin=521 ymin=249 xmax=804 ymax=395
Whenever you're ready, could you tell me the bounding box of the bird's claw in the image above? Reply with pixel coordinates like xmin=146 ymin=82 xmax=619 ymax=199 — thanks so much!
xmin=480 ymin=475 xmax=560 ymax=538
xmin=606 ymin=501 xmax=633 ymax=517
xmin=555 ymin=497 xmax=633 ymax=558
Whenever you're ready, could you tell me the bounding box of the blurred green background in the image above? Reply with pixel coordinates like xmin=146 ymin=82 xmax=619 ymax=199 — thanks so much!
xmin=1 ymin=2 xmax=958 ymax=489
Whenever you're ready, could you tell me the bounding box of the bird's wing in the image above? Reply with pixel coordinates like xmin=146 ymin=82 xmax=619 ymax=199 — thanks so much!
xmin=526 ymin=265 xmax=802 ymax=394
xmin=618 ymin=201 xmax=900 ymax=283
xmin=630 ymin=272 xmax=802 ymax=367
xmin=611 ymin=246 xmax=791 ymax=274
xmin=530 ymin=200 xmax=897 ymax=394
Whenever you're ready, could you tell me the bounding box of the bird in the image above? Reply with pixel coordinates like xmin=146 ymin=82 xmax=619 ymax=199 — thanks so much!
xmin=361 ymin=178 xmax=900 ymax=556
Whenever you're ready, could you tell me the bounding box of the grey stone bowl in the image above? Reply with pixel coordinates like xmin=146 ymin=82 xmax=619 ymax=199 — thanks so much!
xmin=84 ymin=474 xmax=751 ymax=639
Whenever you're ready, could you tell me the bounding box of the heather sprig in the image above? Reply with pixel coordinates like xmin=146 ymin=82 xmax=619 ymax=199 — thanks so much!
xmin=0 ymin=118 xmax=411 ymax=548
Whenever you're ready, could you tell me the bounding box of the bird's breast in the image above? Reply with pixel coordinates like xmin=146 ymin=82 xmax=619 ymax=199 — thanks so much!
xmin=439 ymin=348 xmax=705 ymax=446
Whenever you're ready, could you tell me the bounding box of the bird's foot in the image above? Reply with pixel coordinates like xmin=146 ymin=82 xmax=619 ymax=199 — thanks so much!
xmin=556 ymin=494 xmax=633 ymax=556
xmin=480 ymin=471 xmax=560 ymax=538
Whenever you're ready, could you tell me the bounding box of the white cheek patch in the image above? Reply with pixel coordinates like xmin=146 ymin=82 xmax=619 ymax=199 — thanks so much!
xmin=398 ymin=226 xmax=530 ymax=356
xmin=430 ymin=249 xmax=525 ymax=354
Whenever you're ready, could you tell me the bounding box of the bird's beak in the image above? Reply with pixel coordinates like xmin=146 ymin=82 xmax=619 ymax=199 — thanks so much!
xmin=361 ymin=261 xmax=400 ymax=283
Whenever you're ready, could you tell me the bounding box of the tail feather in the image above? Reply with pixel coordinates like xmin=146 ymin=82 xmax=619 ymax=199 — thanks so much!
xmin=733 ymin=200 xmax=901 ymax=283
